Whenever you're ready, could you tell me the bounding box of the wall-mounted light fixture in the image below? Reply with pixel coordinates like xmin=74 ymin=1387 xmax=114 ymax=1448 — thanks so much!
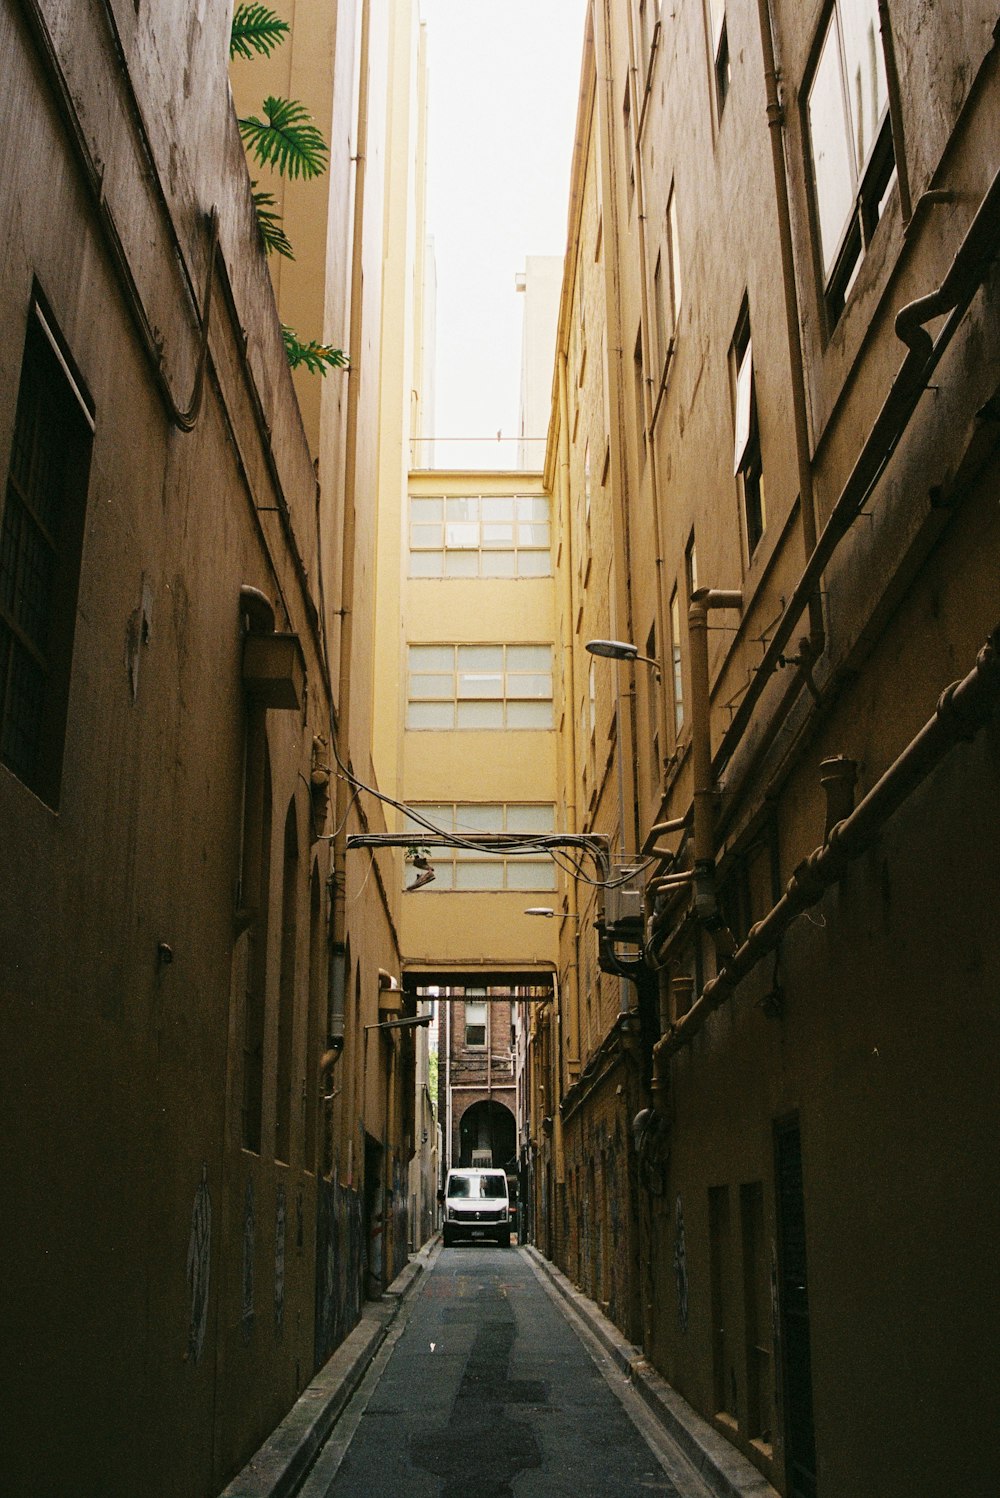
xmin=586 ymin=638 xmax=660 ymax=674
xmin=523 ymin=907 xmax=581 ymax=923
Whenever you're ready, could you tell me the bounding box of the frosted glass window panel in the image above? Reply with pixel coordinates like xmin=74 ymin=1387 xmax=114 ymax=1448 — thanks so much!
xmin=455 ymin=862 xmax=504 ymax=890
xmin=482 ymin=523 xmax=515 ymax=547
xmin=444 ymin=551 xmax=478 ymax=577
xmin=809 ymin=16 xmax=857 ymax=276
xmin=446 ymin=497 xmax=479 ymax=521
xmin=404 ymin=805 xmax=450 ymax=834
xmin=458 ymin=671 xmax=503 ymax=698
xmin=517 ymin=497 xmax=549 ymax=522
xmin=506 ymin=644 xmax=552 ymax=672
xmin=407 ymin=701 xmax=453 ymax=729
xmin=518 ymin=523 xmax=550 ymax=547
xmin=459 ymin=645 xmax=504 ymax=672
xmin=508 ymin=673 xmax=553 ymax=699
xmin=481 ymin=552 xmax=516 ymax=578
xmin=456 ymin=804 xmax=504 ymax=832
xmin=507 ymin=700 xmax=553 ymax=728
xmin=839 ymin=0 xmax=887 ymax=170
xmin=410 ymin=645 xmax=455 ymax=672
xmin=410 ymin=552 xmax=443 ymax=577
xmin=482 ymin=497 xmax=515 ymax=522
xmin=410 ymin=523 xmax=443 ymax=548
xmin=505 ymin=804 xmax=556 ymax=833
xmin=456 ymin=700 xmax=504 ymax=728
xmin=517 ymin=551 xmax=551 ymax=577
xmin=410 ymin=498 xmax=443 ymax=523
xmin=411 ymin=673 xmax=454 ymax=699
xmin=506 ymin=860 xmax=557 ymax=891
xmin=445 ymin=521 xmax=479 ymax=549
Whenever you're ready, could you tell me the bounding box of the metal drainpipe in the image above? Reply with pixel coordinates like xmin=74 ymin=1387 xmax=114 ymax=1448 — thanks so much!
xmin=755 ymin=0 xmax=823 ymax=652
xmin=557 ymin=353 xmax=583 ymax=1081
xmin=327 ymin=0 xmax=371 ymax=1065
xmin=688 ymin=588 xmax=744 ymax=928
xmin=654 ymin=624 xmax=1000 ymax=1069
xmin=877 ymin=0 xmax=913 ymax=224
xmin=623 ymin=0 xmax=673 ymax=778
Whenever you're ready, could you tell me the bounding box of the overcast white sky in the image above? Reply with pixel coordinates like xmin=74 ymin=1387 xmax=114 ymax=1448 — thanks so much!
xmin=419 ymin=0 xmax=588 ymax=469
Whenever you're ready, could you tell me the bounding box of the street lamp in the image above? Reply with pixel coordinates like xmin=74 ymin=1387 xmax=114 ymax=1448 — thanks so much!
xmin=585 ymin=638 xmax=660 ymax=672
xmin=523 ymin=907 xmax=581 ymax=923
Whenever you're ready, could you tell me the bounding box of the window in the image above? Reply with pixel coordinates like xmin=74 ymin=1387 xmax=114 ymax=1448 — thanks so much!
xmin=732 ymin=304 xmax=766 ymax=558
xmin=707 ymin=0 xmax=730 ymax=117
xmin=408 ymin=494 xmax=551 ymax=578
xmin=464 ymin=999 xmax=488 ymax=1048
xmin=633 ymin=326 xmax=646 ymax=462
xmin=807 ymin=0 xmax=894 ymax=322
xmin=666 ymin=183 xmax=682 ymax=337
xmin=670 ymin=587 xmax=684 ymax=737
xmin=406 ymin=643 xmax=553 ymax=729
xmin=1 ymin=298 xmax=93 ymax=805
xmin=403 ymin=803 xmax=557 ymax=890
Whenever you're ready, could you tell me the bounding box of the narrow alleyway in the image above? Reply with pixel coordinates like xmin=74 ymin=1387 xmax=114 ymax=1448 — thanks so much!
xmin=298 ymin=1246 xmax=714 ymax=1497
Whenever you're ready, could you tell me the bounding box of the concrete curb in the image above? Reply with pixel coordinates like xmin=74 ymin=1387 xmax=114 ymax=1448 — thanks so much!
xmin=217 ymin=1243 xmax=434 ymax=1498
xmin=525 ymin=1246 xmax=778 ymax=1498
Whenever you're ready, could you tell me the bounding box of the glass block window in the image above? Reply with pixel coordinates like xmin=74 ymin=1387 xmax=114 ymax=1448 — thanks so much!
xmin=406 ymin=644 xmax=554 ymax=729
xmin=408 ymin=494 xmax=551 ymax=577
xmin=403 ymin=803 xmax=557 ymax=890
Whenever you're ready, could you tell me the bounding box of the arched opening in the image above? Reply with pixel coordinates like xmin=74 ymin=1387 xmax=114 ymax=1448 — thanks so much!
xmin=457 ymin=1099 xmax=516 ymax=1170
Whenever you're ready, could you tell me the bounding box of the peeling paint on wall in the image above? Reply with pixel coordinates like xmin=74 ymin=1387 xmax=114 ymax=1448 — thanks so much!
xmin=185 ymin=1163 xmax=211 ymax=1365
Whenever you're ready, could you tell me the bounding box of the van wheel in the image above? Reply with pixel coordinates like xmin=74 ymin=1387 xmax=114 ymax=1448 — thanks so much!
xmin=442 ymin=1225 xmax=454 ymax=1247
xmin=496 ymin=1230 xmax=510 ymax=1246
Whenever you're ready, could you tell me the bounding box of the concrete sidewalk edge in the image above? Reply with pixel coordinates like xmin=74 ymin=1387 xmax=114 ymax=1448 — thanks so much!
xmin=524 ymin=1246 xmax=778 ymax=1498
xmin=217 ymin=1242 xmax=434 ymax=1498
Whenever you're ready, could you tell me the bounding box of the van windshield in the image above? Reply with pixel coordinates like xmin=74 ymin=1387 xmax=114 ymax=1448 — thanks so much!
xmin=446 ymin=1173 xmax=507 ymax=1199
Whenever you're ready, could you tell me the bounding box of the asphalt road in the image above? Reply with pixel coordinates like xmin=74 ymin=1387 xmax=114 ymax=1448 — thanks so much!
xmin=303 ymin=1245 xmax=710 ymax=1497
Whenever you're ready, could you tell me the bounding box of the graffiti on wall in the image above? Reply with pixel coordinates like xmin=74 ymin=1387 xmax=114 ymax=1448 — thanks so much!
xmin=242 ymin=1176 xmax=255 ymax=1342
xmin=185 ymin=1163 xmax=211 ymax=1366
xmin=274 ymin=1183 xmax=286 ymax=1336
xmin=314 ymin=1176 xmax=364 ymax=1371
xmin=673 ymin=1194 xmax=689 ymax=1332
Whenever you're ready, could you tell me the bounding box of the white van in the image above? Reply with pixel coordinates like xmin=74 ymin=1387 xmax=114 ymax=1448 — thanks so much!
xmin=440 ymin=1168 xmax=511 ymax=1247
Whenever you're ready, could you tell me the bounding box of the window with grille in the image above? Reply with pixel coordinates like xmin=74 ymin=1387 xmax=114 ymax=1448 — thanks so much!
xmin=807 ymin=0 xmax=895 ymax=324
xmin=1 ymin=299 xmax=93 ymax=806
xmin=403 ymin=803 xmax=557 ymax=890
xmin=408 ymin=494 xmax=551 ymax=578
xmin=406 ymin=643 xmax=553 ymax=729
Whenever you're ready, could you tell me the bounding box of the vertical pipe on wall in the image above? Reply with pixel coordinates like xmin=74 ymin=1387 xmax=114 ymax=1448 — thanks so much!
xmin=754 ymin=0 xmax=824 ymax=652
xmin=328 ymin=0 xmax=372 ymax=1068
xmin=557 ymin=352 xmax=584 ymax=1084
xmin=623 ymin=0 xmax=672 ymax=786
